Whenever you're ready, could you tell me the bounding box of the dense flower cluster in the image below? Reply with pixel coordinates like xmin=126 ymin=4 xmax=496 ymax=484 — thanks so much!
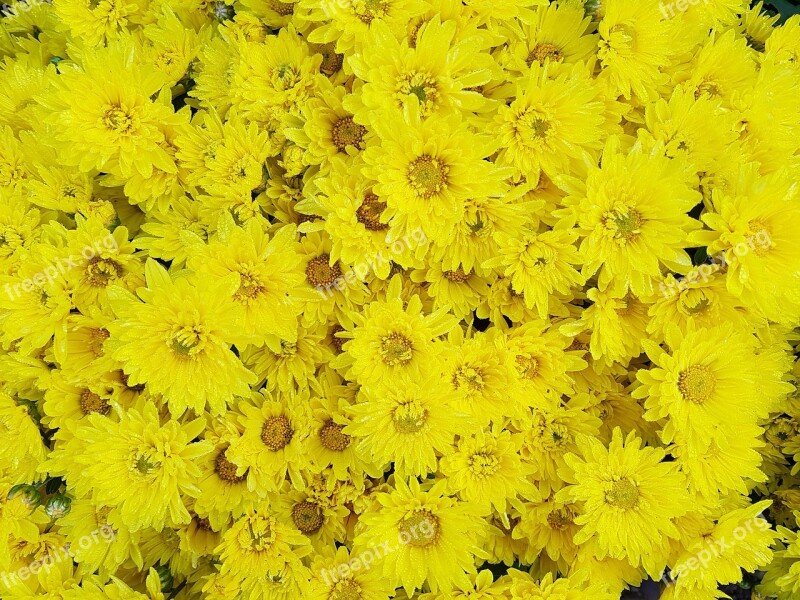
xmin=1 ymin=0 xmax=800 ymax=598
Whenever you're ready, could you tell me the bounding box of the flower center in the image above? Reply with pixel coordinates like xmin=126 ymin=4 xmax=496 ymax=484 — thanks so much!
xmin=603 ymin=208 xmax=643 ymax=242
xmin=607 ymin=23 xmax=635 ymax=51
xmin=443 ymin=268 xmax=470 ymax=283
xmin=407 ymin=155 xmax=449 ymax=198
xmin=398 ymin=510 xmax=440 ymax=548
xmin=678 ymin=365 xmax=716 ymax=404
xmin=527 ymin=42 xmax=563 ymax=65
xmin=239 ymin=516 xmax=275 ymax=552
xmin=468 ymin=451 xmax=499 ymax=476
xmin=329 ymin=579 xmax=363 ymax=600
xmin=233 ymin=268 xmax=265 ymax=301
xmin=169 ymin=325 xmax=208 ymax=358
xmin=678 ymin=289 xmax=711 ymax=315
xmin=132 ymin=451 xmax=162 ymax=476
xmin=356 ymin=193 xmax=388 ymax=231
xmin=392 ymin=398 xmax=427 ymax=434
xmin=319 ymin=420 xmax=351 ymax=451
xmin=79 ymin=389 xmax=110 ymax=415
xmin=318 ymin=44 xmax=343 ymax=75
xmin=291 ymin=500 xmax=324 ymax=534
xmin=101 ymin=106 xmax=136 ymax=135
xmin=379 ymin=332 xmax=413 ymax=366
xmin=268 ymin=0 xmax=293 ymax=15
xmin=452 ymin=365 xmax=485 ymax=393
xmin=215 ymin=450 xmax=246 ymax=483
xmin=546 ymin=507 xmax=575 ymax=530
xmin=353 ymin=0 xmax=388 ymax=23
xmin=605 ymin=477 xmax=639 ymax=509
xmin=88 ymin=327 xmax=110 ymax=357
xmin=397 ymin=71 xmax=439 ymax=114
xmin=85 ymin=257 xmax=123 ymax=287
xmin=331 ymin=116 xmax=366 ymax=152
xmin=306 ymin=254 xmax=342 ymax=288
xmin=261 ymin=415 xmax=294 ymax=450
xmin=515 ymin=355 xmax=540 ymax=380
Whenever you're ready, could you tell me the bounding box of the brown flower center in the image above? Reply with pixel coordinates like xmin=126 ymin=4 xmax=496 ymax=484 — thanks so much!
xmin=261 ymin=415 xmax=294 ymax=450
xmin=319 ymin=420 xmax=351 ymax=451
xmin=291 ymin=500 xmax=324 ymax=534
xmin=215 ymin=451 xmax=246 ymax=483
xmin=79 ymin=389 xmax=110 ymax=415
xmin=306 ymin=254 xmax=342 ymax=288
xmin=331 ymin=116 xmax=366 ymax=152
xmin=356 ymin=193 xmax=388 ymax=231
xmin=678 ymin=365 xmax=716 ymax=404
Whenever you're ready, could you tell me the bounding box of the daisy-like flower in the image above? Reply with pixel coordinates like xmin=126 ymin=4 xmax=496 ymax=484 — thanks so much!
xmin=308 ymin=545 xmax=396 ymax=600
xmin=559 ymin=137 xmax=701 ymax=297
xmin=332 ymin=276 xmax=456 ymax=386
xmin=518 ymin=395 xmax=602 ymax=494
xmin=596 ymin=0 xmax=679 ymax=100
xmin=234 ymin=26 xmax=322 ymax=118
xmin=345 ymin=374 xmax=468 ymax=477
xmin=561 ymin=287 xmax=650 ymax=367
xmin=242 ymin=323 xmax=334 ymax=394
xmin=667 ymin=501 xmax=777 ymax=597
xmin=38 ymin=40 xmax=180 ymax=179
xmin=302 ymin=0 xmax=428 ymax=58
xmin=506 ymin=319 xmax=586 ymax=402
xmin=361 ymin=101 xmax=507 ymax=245
xmin=286 ymin=78 xmax=369 ymax=165
xmin=306 ymin=390 xmax=381 ymax=482
xmin=105 ymin=259 xmax=256 ymax=416
xmin=647 ymin=271 xmax=753 ymax=343
xmin=495 ymin=62 xmax=615 ymax=182
xmin=634 ymin=324 xmax=792 ymax=456
xmin=674 ymin=29 xmax=757 ymax=110
xmin=410 ymin=263 xmax=491 ymax=321
xmin=556 ymin=428 xmax=691 ymax=578
xmin=514 ymin=493 xmax=581 ymax=565
xmin=186 ymin=218 xmax=306 ymax=345
xmin=216 ymin=507 xmax=312 ymax=593
xmin=43 ymin=402 xmax=212 ymax=532
xmin=639 ymin=86 xmax=739 ymax=179
xmin=440 ymin=426 xmax=539 ymax=520
xmin=298 ymin=156 xmax=396 ymax=279
xmin=484 ymin=223 xmax=584 ymax=319
xmin=62 ymin=217 xmax=143 ymax=314
xmin=226 ymin=390 xmax=312 ymax=494
xmin=692 ymin=165 xmax=800 ymax=325
xmin=671 ymin=423 xmax=767 ymax=502
xmin=345 ymin=16 xmax=493 ymax=121
xmin=354 ymin=477 xmax=486 ymax=595
xmin=431 ymin=187 xmax=529 ymax=277
xmin=504 ymin=1 xmax=597 ymax=74
xmin=440 ymin=328 xmax=526 ymax=426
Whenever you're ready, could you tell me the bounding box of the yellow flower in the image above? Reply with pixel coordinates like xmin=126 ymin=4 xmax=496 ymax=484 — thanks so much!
xmin=43 ymin=402 xmax=212 ymax=531
xmin=440 ymin=426 xmax=539 ymax=519
xmin=557 ymin=428 xmax=691 ymax=578
xmin=354 ymin=477 xmax=486 ymax=595
xmin=105 ymin=259 xmax=256 ymax=416
xmin=345 ymin=374 xmax=467 ymax=478
xmin=362 ymin=101 xmax=507 ymax=245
